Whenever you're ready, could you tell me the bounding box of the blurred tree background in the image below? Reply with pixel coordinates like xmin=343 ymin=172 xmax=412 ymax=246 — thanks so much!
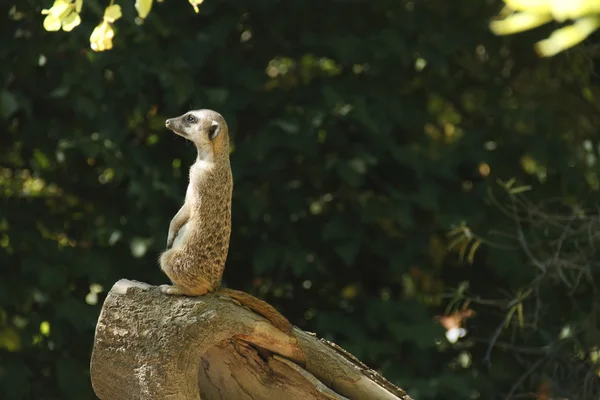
xmin=1 ymin=0 xmax=600 ymax=399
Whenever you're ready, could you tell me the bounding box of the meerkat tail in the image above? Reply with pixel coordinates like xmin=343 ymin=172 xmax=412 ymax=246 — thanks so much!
xmin=218 ymin=288 xmax=293 ymax=334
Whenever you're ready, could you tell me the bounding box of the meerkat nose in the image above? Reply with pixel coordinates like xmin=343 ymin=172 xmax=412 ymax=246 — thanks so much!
xmin=165 ymin=119 xmax=171 ymax=127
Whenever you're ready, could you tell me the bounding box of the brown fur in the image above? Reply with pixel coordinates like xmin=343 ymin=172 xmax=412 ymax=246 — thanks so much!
xmin=159 ymin=109 xmax=292 ymax=334
xmin=159 ymin=109 xmax=232 ymax=296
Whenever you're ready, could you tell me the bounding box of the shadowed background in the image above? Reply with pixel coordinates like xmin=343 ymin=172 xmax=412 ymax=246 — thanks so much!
xmin=1 ymin=0 xmax=600 ymax=399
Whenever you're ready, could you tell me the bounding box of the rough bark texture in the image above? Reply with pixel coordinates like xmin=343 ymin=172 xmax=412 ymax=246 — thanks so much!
xmin=90 ymin=279 xmax=413 ymax=400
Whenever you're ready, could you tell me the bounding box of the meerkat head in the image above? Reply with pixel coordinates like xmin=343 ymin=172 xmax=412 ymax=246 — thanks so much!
xmin=165 ymin=109 xmax=229 ymax=161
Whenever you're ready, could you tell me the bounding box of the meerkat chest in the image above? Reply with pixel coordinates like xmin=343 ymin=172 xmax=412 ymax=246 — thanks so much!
xmin=185 ymin=161 xmax=213 ymax=203
xmin=184 ymin=183 xmax=197 ymax=203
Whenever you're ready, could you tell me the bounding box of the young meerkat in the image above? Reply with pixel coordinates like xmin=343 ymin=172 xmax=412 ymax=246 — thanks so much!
xmin=159 ymin=109 xmax=292 ymax=334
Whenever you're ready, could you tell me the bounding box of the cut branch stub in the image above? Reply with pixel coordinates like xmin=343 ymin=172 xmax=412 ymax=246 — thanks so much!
xmin=90 ymin=279 xmax=413 ymax=400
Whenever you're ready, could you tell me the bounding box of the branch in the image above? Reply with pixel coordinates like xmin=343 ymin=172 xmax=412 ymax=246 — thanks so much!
xmin=90 ymin=279 xmax=412 ymax=400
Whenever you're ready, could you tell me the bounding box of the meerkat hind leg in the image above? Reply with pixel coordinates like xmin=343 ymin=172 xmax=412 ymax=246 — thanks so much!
xmin=159 ymin=284 xmax=209 ymax=296
xmin=159 ymin=284 xmax=188 ymax=295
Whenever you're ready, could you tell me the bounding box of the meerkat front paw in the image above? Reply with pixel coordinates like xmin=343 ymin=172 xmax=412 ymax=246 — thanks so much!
xmin=159 ymin=284 xmax=187 ymax=295
xmin=166 ymin=231 xmax=177 ymax=249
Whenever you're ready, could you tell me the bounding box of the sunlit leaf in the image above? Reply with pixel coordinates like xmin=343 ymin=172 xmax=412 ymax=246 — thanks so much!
xmin=466 ymin=239 xmax=481 ymax=264
xmin=62 ymin=12 xmax=81 ymax=31
xmin=517 ymin=302 xmax=524 ymax=328
xmin=491 ymin=0 xmax=600 ymax=56
xmin=189 ymin=0 xmax=204 ymax=13
xmin=535 ymin=16 xmax=600 ymax=57
xmin=505 ymin=306 xmax=517 ymax=328
xmin=43 ymin=14 xmax=62 ymax=31
xmin=33 ymin=149 xmax=50 ymax=169
xmin=104 ymin=4 xmax=122 ymax=22
xmin=457 ymin=241 xmax=467 ymax=263
xmin=490 ymin=11 xmax=553 ymax=35
xmin=503 ymin=0 xmax=551 ymax=14
xmin=548 ymin=0 xmax=600 ymax=21
xmin=90 ymin=21 xmax=114 ymax=52
xmin=45 ymin=0 xmax=71 ymax=18
xmin=135 ymin=0 xmax=153 ymax=19
xmin=504 ymin=0 xmax=600 ymax=21
xmin=447 ymin=232 xmax=467 ymax=251
xmin=509 ymin=185 xmax=532 ymax=194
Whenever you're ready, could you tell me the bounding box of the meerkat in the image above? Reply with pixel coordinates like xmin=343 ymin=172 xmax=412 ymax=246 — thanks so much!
xmin=159 ymin=109 xmax=292 ymax=334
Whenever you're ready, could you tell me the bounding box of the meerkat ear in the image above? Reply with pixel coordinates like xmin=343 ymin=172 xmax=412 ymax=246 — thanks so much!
xmin=208 ymin=121 xmax=221 ymax=140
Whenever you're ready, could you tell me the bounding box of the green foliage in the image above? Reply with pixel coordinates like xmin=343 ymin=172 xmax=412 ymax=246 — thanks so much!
xmin=2 ymin=0 xmax=600 ymax=399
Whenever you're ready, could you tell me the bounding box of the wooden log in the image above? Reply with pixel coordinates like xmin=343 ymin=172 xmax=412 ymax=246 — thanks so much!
xmin=90 ymin=279 xmax=413 ymax=400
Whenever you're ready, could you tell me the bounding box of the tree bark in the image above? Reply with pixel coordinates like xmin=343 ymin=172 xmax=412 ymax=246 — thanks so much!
xmin=90 ymin=279 xmax=413 ymax=400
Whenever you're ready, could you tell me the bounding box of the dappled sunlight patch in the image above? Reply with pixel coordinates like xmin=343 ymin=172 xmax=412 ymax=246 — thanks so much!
xmin=426 ymin=95 xmax=464 ymax=144
xmin=0 ymin=168 xmax=63 ymax=198
xmin=519 ymin=155 xmax=547 ymax=182
xmin=0 ymin=326 xmax=21 ymax=352
xmin=264 ymin=55 xmax=342 ymax=90
xmin=402 ymin=268 xmax=444 ymax=306
xmin=130 ymin=237 xmax=153 ymax=258
xmin=40 ymin=321 xmax=51 ymax=337
xmin=86 ymin=284 xmax=104 ymax=305
xmin=478 ymin=162 xmax=491 ymax=177
xmin=0 ymin=312 xmax=26 ymax=352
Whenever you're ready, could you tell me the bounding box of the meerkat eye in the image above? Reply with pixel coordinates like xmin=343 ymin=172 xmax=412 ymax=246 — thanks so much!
xmin=208 ymin=121 xmax=221 ymax=140
xmin=186 ymin=114 xmax=196 ymax=123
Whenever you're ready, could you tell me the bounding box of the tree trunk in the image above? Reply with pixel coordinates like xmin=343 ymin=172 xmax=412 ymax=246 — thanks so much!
xmin=90 ymin=279 xmax=413 ymax=400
